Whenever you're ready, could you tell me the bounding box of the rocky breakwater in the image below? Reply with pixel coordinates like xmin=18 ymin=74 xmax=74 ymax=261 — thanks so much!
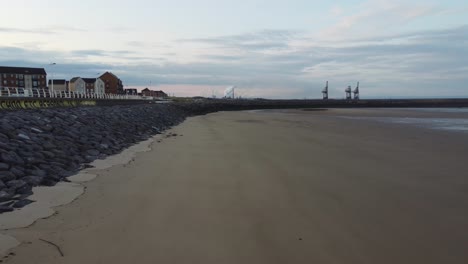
xmin=0 ymin=104 xmax=187 ymax=213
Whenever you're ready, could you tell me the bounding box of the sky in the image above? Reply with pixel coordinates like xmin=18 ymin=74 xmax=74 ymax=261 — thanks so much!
xmin=0 ymin=0 xmax=467 ymax=99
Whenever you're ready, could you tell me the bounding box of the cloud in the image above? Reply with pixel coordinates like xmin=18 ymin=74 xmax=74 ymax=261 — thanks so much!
xmin=0 ymin=26 xmax=86 ymax=35
xmin=180 ymin=29 xmax=301 ymax=52
xmin=1 ymin=24 xmax=468 ymax=98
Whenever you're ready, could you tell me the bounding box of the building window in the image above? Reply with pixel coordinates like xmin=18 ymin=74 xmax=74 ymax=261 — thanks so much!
xmin=19 ymin=74 xmax=23 ymax=79
xmin=10 ymin=74 xmax=14 ymax=77
xmin=2 ymin=74 xmax=6 ymax=78
xmin=33 ymin=81 xmax=38 ymax=86
xmin=3 ymin=80 xmax=6 ymax=85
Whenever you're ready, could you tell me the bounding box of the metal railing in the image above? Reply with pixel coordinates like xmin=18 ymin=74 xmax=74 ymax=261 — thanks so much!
xmin=0 ymin=87 xmax=145 ymax=100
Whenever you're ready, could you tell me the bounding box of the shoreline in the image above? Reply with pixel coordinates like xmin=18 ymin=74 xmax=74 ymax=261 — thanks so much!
xmin=0 ymin=133 xmax=165 ymax=255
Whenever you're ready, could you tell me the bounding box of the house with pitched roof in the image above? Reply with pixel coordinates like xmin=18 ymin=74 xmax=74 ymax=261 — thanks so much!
xmin=99 ymin=72 xmax=123 ymax=94
xmin=82 ymin=78 xmax=105 ymax=94
xmin=48 ymin=79 xmax=69 ymax=92
xmin=69 ymin=77 xmax=86 ymax=93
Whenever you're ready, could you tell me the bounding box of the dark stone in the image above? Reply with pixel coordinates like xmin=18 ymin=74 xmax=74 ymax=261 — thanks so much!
xmin=0 ymin=180 xmax=5 ymax=190
xmin=0 ymin=171 xmax=16 ymax=182
xmin=86 ymin=149 xmax=100 ymax=156
xmin=85 ymin=155 xmax=98 ymax=162
xmin=25 ymin=157 xmax=46 ymax=165
xmin=1 ymin=151 xmax=24 ymax=165
xmin=16 ymin=185 xmax=33 ymax=195
xmin=0 ymin=132 xmax=9 ymax=141
xmin=42 ymin=142 xmax=56 ymax=150
xmin=0 ymin=163 xmax=9 ymax=171
xmin=41 ymin=151 xmax=55 ymax=159
xmin=0 ymin=206 xmax=13 ymax=213
xmin=9 ymin=167 xmax=26 ymax=178
xmin=6 ymin=180 xmax=27 ymax=190
xmin=13 ymin=199 xmax=34 ymax=208
xmin=31 ymin=169 xmax=47 ymax=178
xmin=0 ymin=200 xmax=14 ymax=207
xmin=22 ymin=176 xmax=43 ymax=186
xmin=33 ymin=152 xmax=45 ymax=160
xmin=0 ymin=190 xmax=13 ymax=202
xmin=0 ymin=142 xmax=15 ymax=152
xmin=41 ymin=179 xmax=57 ymax=187
xmin=0 ymin=122 xmax=15 ymax=132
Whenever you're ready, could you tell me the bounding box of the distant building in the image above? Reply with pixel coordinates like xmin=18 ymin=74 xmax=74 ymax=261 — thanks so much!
xmin=69 ymin=77 xmax=86 ymax=93
xmin=100 ymin=72 xmax=123 ymax=94
xmin=141 ymin=88 xmax=168 ymax=98
xmin=48 ymin=79 xmax=69 ymax=92
xmin=82 ymin=78 xmax=105 ymax=94
xmin=0 ymin=66 xmax=47 ymax=90
xmin=124 ymin=88 xmax=138 ymax=95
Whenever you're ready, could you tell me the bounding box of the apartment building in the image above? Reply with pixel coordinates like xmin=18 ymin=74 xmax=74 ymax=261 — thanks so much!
xmin=0 ymin=66 xmax=47 ymax=90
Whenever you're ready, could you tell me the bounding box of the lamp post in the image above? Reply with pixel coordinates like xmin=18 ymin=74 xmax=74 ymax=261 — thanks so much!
xmin=49 ymin=63 xmax=56 ymax=93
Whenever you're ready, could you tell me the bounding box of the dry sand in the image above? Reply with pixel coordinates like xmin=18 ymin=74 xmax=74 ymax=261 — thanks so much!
xmin=2 ymin=108 xmax=468 ymax=264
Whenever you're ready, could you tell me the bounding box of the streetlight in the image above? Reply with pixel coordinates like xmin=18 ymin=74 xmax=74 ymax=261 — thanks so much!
xmin=49 ymin=63 xmax=56 ymax=93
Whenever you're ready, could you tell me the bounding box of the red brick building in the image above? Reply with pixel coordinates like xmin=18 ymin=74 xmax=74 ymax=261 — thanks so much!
xmin=0 ymin=66 xmax=47 ymax=90
xmin=99 ymin=72 xmax=123 ymax=94
xmin=141 ymin=88 xmax=168 ymax=98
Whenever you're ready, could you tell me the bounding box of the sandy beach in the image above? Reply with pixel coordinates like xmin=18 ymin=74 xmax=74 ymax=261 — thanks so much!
xmin=2 ymin=108 xmax=468 ymax=264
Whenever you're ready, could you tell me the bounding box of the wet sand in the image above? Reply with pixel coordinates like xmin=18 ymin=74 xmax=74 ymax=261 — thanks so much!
xmin=3 ymin=109 xmax=468 ymax=264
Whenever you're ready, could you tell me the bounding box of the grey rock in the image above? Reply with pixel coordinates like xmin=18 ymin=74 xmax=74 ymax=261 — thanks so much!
xmin=0 ymin=206 xmax=13 ymax=213
xmin=0 ymin=163 xmax=9 ymax=171
xmin=0 ymin=200 xmax=14 ymax=207
xmin=0 ymin=180 xmax=5 ymax=189
xmin=0 ymin=142 xmax=15 ymax=151
xmin=17 ymin=133 xmax=31 ymax=140
xmin=16 ymin=185 xmax=33 ymax=195
xmin=22 ymin=176 xmax=43 ymax=186
xmin=0 ymin=171 xmax=16 ymax=182
xmin=1 ymin=151 xmax=24 ymax=165
xmin=31 ymin=169 xmax=47 ymax=178
xmin=99 ymin=143 xmax=109 ymax=149
xmin=6 ymin=180 xmax=27 ymax=190
xmin=42 ymin=142 xmax=56 ymax=150
xmin=41 ymin=179 xmax=57 ymax=187
xmin=13 ymin=199 xmax=34 ymax=208
xmin=0 ymin=133 xmax=9 ymax=141
xmin=0 ymin=190 xmax=13 ymax=202
xmin=30 ymin=127 xmax=43 ymax=133
xmin=25 ymin=157 xmax=46 ymax=165
xmin=0 ymin=122 xmax=15 ymax=132
xmin=85 ymin=155 xmax=98 ymax=162
xmin=41 ymin=151 xmax=55 ymax=159
xmin=86 ymin=149 xmax=100 ymax=156
xmin=9 ymin=167 xmax=26 ymax=178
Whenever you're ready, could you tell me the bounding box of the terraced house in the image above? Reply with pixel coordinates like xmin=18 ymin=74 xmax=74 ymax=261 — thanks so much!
xmin=82 ymin=78 xmax=105 ymax=94
xmin=99 ymin=72 xmax=123 ymax=94
xmin=0 ymin=66 xmax=47 ymax=90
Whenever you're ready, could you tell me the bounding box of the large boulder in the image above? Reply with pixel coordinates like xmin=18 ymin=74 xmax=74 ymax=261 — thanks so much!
xmin=1 ymin=151 xmax=24 ymax=165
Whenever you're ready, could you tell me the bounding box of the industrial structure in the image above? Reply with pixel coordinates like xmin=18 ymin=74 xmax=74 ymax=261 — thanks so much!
xmin=322 ymin=81 xmax=328 ymax=100
xmin=345 ymin=85 xmax=352 ymax=100
xmin=353 ymin=82 xmax=360 ymax=100
xmin=224 ymin=86 xmax=236 ymax=99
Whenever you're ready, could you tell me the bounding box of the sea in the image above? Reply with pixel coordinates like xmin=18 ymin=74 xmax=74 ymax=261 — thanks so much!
xmin=342 ymin=108 xmax=468 ymax=132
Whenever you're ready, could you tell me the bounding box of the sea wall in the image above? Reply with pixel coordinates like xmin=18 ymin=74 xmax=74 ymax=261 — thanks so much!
xmin=0 ymin=104 xmax=187 ymax=212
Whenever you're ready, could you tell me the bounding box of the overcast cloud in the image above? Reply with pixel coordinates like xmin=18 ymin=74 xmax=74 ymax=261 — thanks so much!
xmin=0 ymin=0 xmax=467 ymax=98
